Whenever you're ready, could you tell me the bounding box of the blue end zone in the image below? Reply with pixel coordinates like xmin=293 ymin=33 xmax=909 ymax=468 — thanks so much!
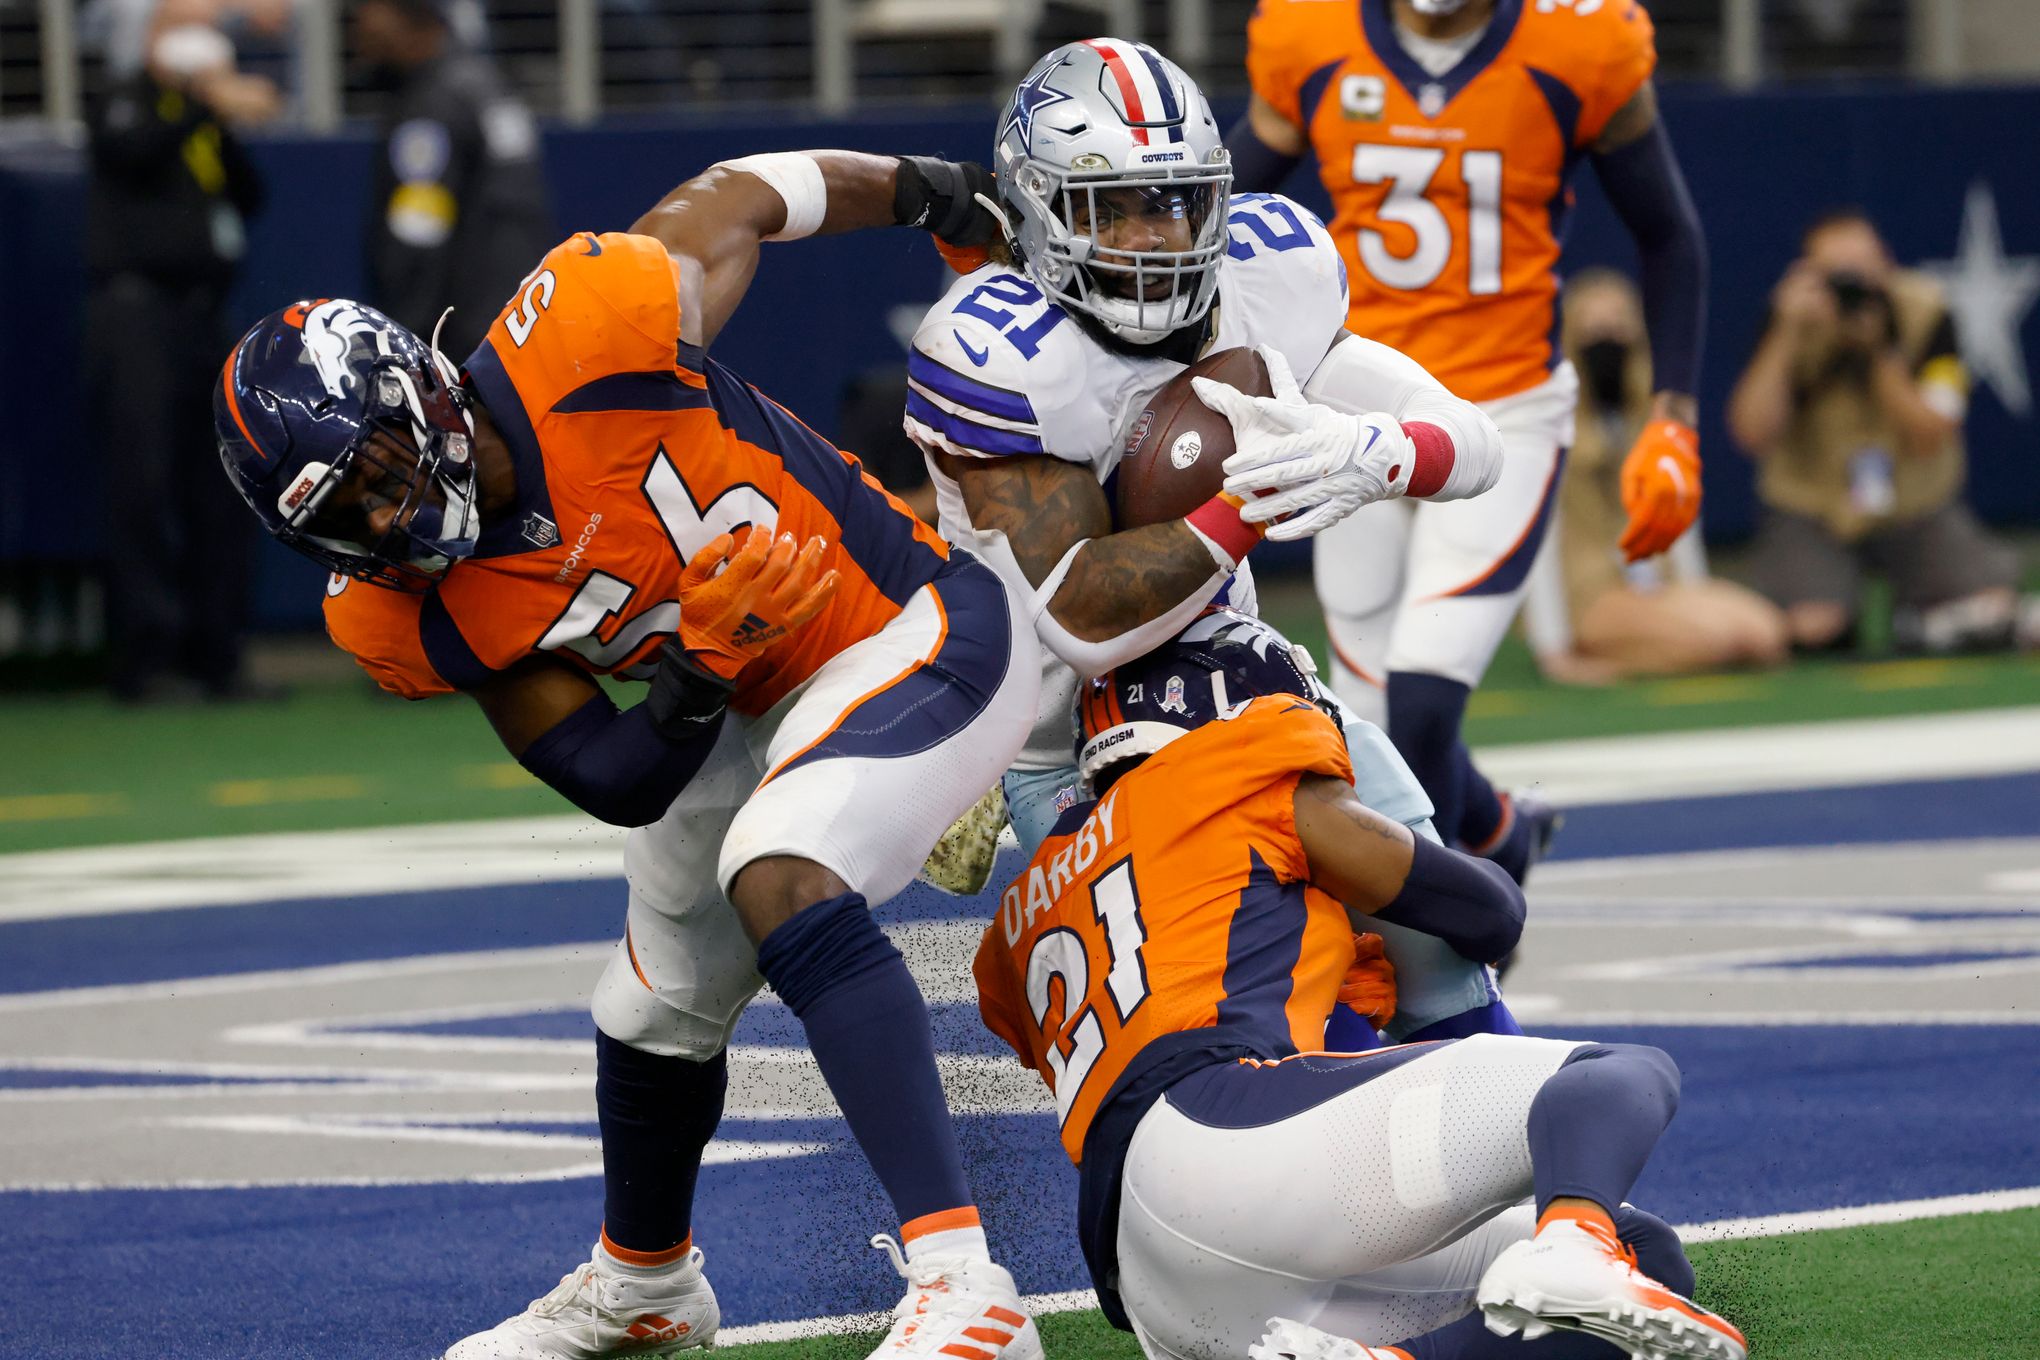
xmin=4 ymin=770 xmax=2036 ymax=1358
xmin=1550 ymin=771 xmax=2040 ymax=861
xmin=1 ymin=1024 xmax=2032 ymax=1358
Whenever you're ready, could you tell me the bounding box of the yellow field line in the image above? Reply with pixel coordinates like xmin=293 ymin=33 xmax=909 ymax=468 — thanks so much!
xmin=208 ymin=776 xmax=371 ymax=808
xmin=0 ymin=792 xmax=131 ymax=823
xmin=460 ymin=762 xmax=538 ymax=790
xmin=1851 ymin=658 xmax=1973 ymax=692
xmin=1642 ymin=675 xmax=1774 ymax=707
xmin=1468 ymin=690 xmax=1531 ymax=718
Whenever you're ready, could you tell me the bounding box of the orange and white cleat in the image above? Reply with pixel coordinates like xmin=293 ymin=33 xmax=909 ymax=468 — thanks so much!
xmin=1476 ymin=1217 xmax=1746 ymax=1360
xmin=866 ymin=1234 xmax=1044 ymax=1360
xmin=440 ymin=1244 xmax=717 ymax=1358
xmin=1249 ymin=1316 xmax=1410 ymax=1359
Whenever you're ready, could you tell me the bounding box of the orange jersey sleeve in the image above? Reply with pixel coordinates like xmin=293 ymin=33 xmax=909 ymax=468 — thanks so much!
xmin=974 ymin=697 xmax=1358 ymax=1162
xmin=1572 ymin=0 xmax=1657 ymax=146
xmin=483 ymin=231 xmax=701 ymax=409
xmin=1245 ymin=0 xmax=1356 ymax=131
xmin=322 ymin=573 xmax=450 ymax=699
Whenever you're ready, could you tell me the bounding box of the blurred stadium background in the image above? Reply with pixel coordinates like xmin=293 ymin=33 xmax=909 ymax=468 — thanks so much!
xmin=1 ymin=3 xmax=2036 ymax=1358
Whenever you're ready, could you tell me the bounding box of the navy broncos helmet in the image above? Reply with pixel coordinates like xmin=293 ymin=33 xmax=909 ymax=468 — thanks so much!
xmin=215 ymin=298 xmax=479 ymax=590
xmin=1075 ymin=609 xmax=1337 ymax=791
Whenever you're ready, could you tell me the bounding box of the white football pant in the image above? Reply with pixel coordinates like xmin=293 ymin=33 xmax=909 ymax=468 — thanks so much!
xmin=1115 ymin=1034 xmax=1587 ymax=1360
xmin=1314 ymin=364 xmax=1578 ymax=724
xmin=592 ymin=554 xmax=1039 ymax=1059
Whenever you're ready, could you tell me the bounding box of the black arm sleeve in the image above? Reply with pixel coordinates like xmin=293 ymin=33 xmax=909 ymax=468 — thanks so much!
xmin=1222 ymin=112 xmax=1303 ymax=195
xmin=1371 ymin=834 xmax=1527 ymax=963
xmin=1590 ymin=119 xmax=1708 ymax=399
xmin=516 ymin=691 xmax=724 ymax=828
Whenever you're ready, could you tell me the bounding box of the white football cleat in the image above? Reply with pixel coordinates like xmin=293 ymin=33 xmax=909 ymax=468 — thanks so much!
xmin=441 ymin=1244 xmax=718 ymax=1358
xmin=1476 ymin=1218 xmax=1746 ymax=1360
xmin=866 ymin=1234 xmax=1043 ymax=1359
xmin=1249 ymin=1316 xmax=1407 ymax=1359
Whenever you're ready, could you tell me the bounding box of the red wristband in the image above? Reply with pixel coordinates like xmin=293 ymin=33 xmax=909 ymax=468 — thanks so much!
xmin=1401 ymin=421 xmax=1455 ymax=499
xmin=1184 ymin=491 xmax=1263 ymax=566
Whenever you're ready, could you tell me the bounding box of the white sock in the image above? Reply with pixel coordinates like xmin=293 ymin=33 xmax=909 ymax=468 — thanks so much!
xmin=597 ymin=1239 xmax=693 ymax=1279
xmin=903 ymin=1223 xmax=991 ymax=1264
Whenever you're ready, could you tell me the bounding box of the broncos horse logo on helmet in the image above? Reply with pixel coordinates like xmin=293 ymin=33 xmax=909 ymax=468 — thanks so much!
xmin=994 ymin=38 xmax=1232 ymax=346
xmin=215 ymin=299 xmax=480 ymax=591
xmin=1076 ymin=609 xmax=1337 ymax=793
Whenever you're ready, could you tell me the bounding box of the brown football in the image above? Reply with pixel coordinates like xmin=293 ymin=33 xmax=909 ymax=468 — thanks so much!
xmin=1115 ymin=347 xmax=1271 ymax=528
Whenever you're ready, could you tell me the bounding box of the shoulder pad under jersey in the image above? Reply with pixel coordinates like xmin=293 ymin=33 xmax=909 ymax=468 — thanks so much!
xmin=1213 ymin=194 xmax=1351 ymax=383
xmin=906 ymin=266 xmax=1114 ymax=468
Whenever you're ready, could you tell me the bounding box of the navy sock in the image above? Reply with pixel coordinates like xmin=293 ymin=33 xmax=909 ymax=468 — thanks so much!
xmin=1392 ymin=1206 xmax=1695 ymax=1359
xmin=1529 ymin=1044 xmax=1682 ymax=1214
xmin=1403 ymin=997 xmax=1523 ymax=1043
xmin=596 ymin=1031 xmax=726 ymax=1256
xmin=754 ymin=892 xmax=972 ymax=1225
xmin=1387 ymin=673 xmax=1472 ymax=843
xmin=1483 ymin=811 xmax=1537 ymax=884
xmin=1615 ymin=1204 xmax=1697 ymax=1297
xmin=1457 ymin=751 xmax=1506 ymax=848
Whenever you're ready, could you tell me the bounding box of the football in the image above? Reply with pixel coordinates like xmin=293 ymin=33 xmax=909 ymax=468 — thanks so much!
xmin=1114 ymin=347 xmax=1271 ymax=528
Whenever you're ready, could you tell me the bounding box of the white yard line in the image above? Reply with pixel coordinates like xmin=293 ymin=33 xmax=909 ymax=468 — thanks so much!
xmin=1473 ymin=705 xmax=2040 ymax=806
xmin=1674 ymin=1186 xmax=2040 ymax=1242
xmin=5 ymin=708 xmax=2039 ymax=924
xmin=712 ymin=1188 xmax=2040 ymax=1347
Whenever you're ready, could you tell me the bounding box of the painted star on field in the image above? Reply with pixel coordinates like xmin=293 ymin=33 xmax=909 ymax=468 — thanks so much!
xmin=1921 ymin=181 xmax=2040 ymax=418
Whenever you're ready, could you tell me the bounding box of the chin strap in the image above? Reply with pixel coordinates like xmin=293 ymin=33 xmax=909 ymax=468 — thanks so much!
xmin=425 ymin=305 xmax=474 ymax=432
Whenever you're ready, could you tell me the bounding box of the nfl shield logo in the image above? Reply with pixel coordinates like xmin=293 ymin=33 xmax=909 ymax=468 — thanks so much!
xmin=1053 ymin=784 xmax=1078 ymax=813
xmin=1158 ymin=674 xmax=1189 ymax=715
xmin=1419 ymin=83 xmax=1447 ymax=117
xmin=521 ymin=512 xmax=560 ymax=549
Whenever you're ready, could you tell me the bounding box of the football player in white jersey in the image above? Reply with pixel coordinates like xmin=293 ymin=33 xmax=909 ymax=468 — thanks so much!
xmin=906 ymin=38 xmax=1519 ymax=1042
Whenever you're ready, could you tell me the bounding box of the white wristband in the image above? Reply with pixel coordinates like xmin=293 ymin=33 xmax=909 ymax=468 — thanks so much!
xmin=715 ymin=153 xmax=827 ymax=242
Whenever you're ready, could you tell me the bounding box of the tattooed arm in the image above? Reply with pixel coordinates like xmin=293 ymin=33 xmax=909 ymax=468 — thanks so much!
xmin=935 ymin=451 xmax=1235 ymax=666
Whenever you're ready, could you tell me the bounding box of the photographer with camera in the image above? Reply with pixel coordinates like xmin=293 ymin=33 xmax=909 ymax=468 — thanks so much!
xmin=1728 ymin=208 xmax=2021 ymax=654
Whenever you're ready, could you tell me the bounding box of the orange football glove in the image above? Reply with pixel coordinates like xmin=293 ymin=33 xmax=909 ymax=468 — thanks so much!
xmin=934 ymin=235 xmax=991 ymax=275
xmin=676 ymin=525 xmax=840 ymax=681
xmin=1336 ymin=932 xmax=1399 ymax=1031
xmin=1617 ymin=418 xmax=1702 ymax=562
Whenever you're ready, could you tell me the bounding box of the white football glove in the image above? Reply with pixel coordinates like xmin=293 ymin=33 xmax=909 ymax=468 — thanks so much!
xmin=1193 ymin=344 xmax=1417 ymax=542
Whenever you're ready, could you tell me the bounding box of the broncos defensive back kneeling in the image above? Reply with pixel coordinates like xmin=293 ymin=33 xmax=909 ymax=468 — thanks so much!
xmin=971 ymin=611 xmax=1746 ymax=1360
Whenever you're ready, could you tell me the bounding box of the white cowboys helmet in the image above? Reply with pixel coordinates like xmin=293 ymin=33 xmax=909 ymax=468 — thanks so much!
xmin=994 ymin=39 xmax=1231 ymax=346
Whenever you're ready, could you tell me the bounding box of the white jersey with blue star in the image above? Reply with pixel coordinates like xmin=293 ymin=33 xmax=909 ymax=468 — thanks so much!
xmin=905 ymin=193 xmax=1350 ymax=770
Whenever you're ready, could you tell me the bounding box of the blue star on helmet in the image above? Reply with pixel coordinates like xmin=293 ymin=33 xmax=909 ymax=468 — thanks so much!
xmin=1006 ymin=56 xmax=1075 ymax=156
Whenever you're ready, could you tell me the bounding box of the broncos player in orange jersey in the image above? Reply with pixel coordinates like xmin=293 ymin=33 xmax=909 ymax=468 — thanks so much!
xmin=1230 ymin=0 xmax=1708 ymax=882
xmin=973 ymin=610 xmax=1745 ymax=1360
xmin=216 ymin=155 xmax=1050 ymax=1360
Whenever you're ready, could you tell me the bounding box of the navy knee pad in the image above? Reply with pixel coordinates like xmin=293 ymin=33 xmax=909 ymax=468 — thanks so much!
xmin=1530 ymin=1043 xmax=1682 ymax=1213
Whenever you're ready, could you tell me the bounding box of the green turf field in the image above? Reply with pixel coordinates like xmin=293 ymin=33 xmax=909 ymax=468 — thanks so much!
xmin=711 ymin=1209 xmax=2040 ymax=1359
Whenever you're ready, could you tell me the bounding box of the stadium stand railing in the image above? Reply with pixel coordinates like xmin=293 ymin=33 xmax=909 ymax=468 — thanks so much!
xmin=0 ymin=0 xmax=2013 ymax=133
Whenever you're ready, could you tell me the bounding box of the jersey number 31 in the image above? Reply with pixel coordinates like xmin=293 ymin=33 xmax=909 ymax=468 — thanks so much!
xmin=1352 ymin=145 xmax=1504 ymax=296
